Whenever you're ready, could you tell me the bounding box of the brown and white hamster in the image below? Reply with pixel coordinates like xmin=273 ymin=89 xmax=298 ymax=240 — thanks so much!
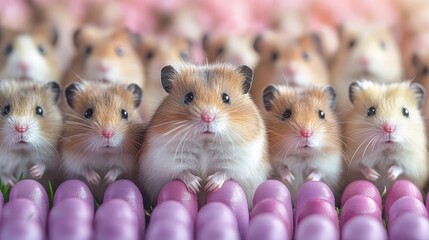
xmin=0 ymin=25 xmax=61 ymax=83
xmin=138 ymin=63 xmax=270 ymax=205
xmin=0 ymin=80 xmax=62 ymax=185
xmin=262 ymin=84 xmax=342 ymax=199
xmin=343 ymin=80 xmax=428 ymax=191
xmin=251 ymin=32 xmax=330 ymax=109
xmin=60 ymin=81 xmax=144 ymax=199
xmin=330 ymin=22 xmax=403 ymax=114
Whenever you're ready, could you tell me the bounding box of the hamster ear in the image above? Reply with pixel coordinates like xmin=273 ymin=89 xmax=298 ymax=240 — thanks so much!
xmin=51 ymin=27 xmax=59 ymax=46
xmin=349 ymin=81 xmax=363 ymax=104
xmin=410 ymin=82 xmax=426 ymax=109
xmin=310 ymin=33 xmax=323 ymax=55
xmin=323 ymin=86 xmax=336 ymax=109
xmin=411 ymin=53 xmax=420 ymax=68
xmin=238 ymin=65 xmax=253 ymax=94
xmin=73 ymin=29 xmax=81 ymax=48
xmin=125 ymin=28 xmax=140 ymax=49
xmin=64 ymin=82 xmax=84 ymax=109
xmin=127 ymin=83 xmax=143 ymax=108
xmin=161 ymin=65 xmax=178 ymax=94
xmin=262 ymin=85 xmax=279 ymax=111
xmin=44 ymin=81 xmax=60 ymax=104
xmin=253 ymin=34 xmax=263 ymax=53
xmin=202 ymin=33 xmax=210 ymax=52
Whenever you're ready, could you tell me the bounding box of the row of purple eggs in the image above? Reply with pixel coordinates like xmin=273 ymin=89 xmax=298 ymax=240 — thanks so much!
xmin=0 ymin=179 xmax=428 ymax=240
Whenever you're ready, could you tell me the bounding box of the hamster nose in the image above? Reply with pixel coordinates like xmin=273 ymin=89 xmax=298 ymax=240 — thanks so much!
xmin=300 ymin=128 xmax=313 ymax=138
xmin=284 ymin=66 xmax=295 ymax=76
xmin=201 ymin=112 xmax=215 ymax=123
xmin=102 ymin=129 xmax=114 ymax=139
xmin=98 ymin=65 xmax=108 ymax=72
xmin=383 ymin=124 xmax=396 ymax=133
xmin=15 ymin=124 xmax=28 ymax=133
xmin=360 ymin=57 xmax=369 ymax=67
xmin=19 ymin=62 xmax=29 ymax=72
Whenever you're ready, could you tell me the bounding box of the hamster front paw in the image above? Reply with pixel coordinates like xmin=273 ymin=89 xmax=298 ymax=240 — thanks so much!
xmin=0 ymin=174 xmax=16 ymax=186
xmin=29 ymin=164 xmax=46 ymax=179
xmin=176 ymin=171 xmax=202 ymax=193
xmin=306 ymin=170 xmax=321 ymax=182
xmin=360 ymin=165 xmax=380 ymax=181
xmin=104 ymin=168 xmax=122 ymax=184
xmin=279 ymin=166 xmax=295 ymax=184
xmin=205 ymin=171 xmax=230 ymax=192
xmin=84 ymin=169 xmax=101 ymax=185
xmin=386 ymin=165 xmax=403 ymax=181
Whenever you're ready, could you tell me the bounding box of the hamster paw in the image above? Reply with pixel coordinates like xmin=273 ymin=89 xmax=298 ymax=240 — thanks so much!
xmin=104 ymin=169 xmax=122 ymax=184
xmin=280 ymin=167 xmax=295 ymax=184
xmin=29 ymin=164 xmax=46 ymax=179
xmin=85 ymin=169 xmax=101 ymax=185
xmin=205 ymin=171 xmax=230 ymax=192
xmin=361 ymin=165 xmax=380 ymax=181
xmin=177 ymin=171 xmax=202 ymax=193
xmin=387 ymin=165 xmax=403 ymax=181
xmin=306 ymin=171 xmax=321 ymax=182
xmin=0 ymin=175 xmax=16 ymax=186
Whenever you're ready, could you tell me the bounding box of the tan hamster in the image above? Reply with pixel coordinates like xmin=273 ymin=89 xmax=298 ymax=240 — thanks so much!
xmin=251 ymin=32 xmax=330 ymax=109
xmin=138 ymin=63 xmax=270 ymax=205
xmin=262 ymin=84 xmax=342 ymax=199
xmin=330 ymin=22 xmax=403 ymax=114
xmin=0 ymin=80 xmax=62 ymax=185
xmin=60 ymin=81 xmax=144 ymax=199
xmin=343 ymin=80 xmax=428 ymax=192
xmin=0 ymin=25 xmax=61 ymax=83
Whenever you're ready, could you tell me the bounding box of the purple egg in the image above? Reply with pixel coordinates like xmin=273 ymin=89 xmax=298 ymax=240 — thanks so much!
xmin=0 ymin=192 xmax=3 ymax=216
xmin=1 ymin=199 xmax=42 ymax=226
xmin=95 ymin=199 xmax=138 ymax=228
xmin=206 ymin=180 xmax=249 ymax=238
xmin=246 ymin=214 xmax=290 ymax=240
xmin=341 ymin=195 xmax=381 ymax=227
xmin=9 ymin=179 xmax=49 ymax=227
xmin=342 ymin=216 xmax=387 ymax=240
xmin=0 ymin=220 xmax=44 ymax=240
xmin=250 ymin=198 xmax=293 ymax=235
xmin=295 ymin=215 xmax=339 ymax=240
xmin=150 ymin=201 xmax=193 ymax=232
xmin=49 ymin=218 xmax=93 ymax=240
xmin=295 ymin=181 xmax=335 ymax=212
xmin=95 ymin=219 xmax=138 ymax=240
xmin=146 ymin=219 xmax=192 ymax=240
xmin=157 ymin=180 xmax=198 ymax=221
xmin=387 ymin=196 xmax=428 ymax=224
xmin=385 ymin=180 xmax=423 ymax=217
xmin=49 ymin=198 xmax=93 ymax=225
xmin=426 ymin=191 xmax=429 ymax=212
xmin=103 ymin=180 xmax=145 ymax=238
xmin=197 ymin=220 xmax=240 ymax=240
xmin=253 ymin=180 xmax=292 ymax=220
xmin=388 ymin=213 xmax=429 ymax=240
xmin=341 ymin=180 xmax=382 ymax=208
xmin=196 ymin=202 xmax=237 ymax=232
xmin=295 ymin=199 xmax=339 ymax=228
xmin=53 ymin=180 xmax=94 ymax=213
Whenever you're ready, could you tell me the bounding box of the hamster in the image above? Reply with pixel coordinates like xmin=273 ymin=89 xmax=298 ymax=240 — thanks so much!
xmin=202 ymin=33 xmax=259 ymax=69
xmin=330 ymin=22 xmax=403 ymax=114
xmin=0 ymin=80 xmax=62 ymax=185
xmin=0 ymin=25 xmax=61 ymax=83
xmin=138 ymin=63 xmax=270 ymax=205
xmin=60 ymin=81 xmax=144 ymax=200
xmin=262 ymin=84 xmax=342 ymax=200
xmin=251 ymin=32 xmax=330 ymax=109
xmin=343 ymin=80 xmax=428 ymax=192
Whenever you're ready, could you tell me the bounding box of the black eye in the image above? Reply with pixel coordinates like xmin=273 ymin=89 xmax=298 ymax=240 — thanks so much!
xmin=84 ymin=46 xmax=92 ymax=56
xmin=380 ymin=41 xmax=386 ymax=50
xmin=84 ymin=108 xmax=93 ymax=119
xmin=318 ymin=110 xmax=325 ymax=119
xmin=367 ymin=106 xmax=376 ymax=117
xmin=302 ymin=51 xmax=310 ymax=61
xmin=2 ymin=105 xmax=10 ymax=116
xmin=271 ymin=51 xmax=279 ymax=62
xmin=184 ymin=92 xmax=194 ymax=104
xmin=121 ymin=109 xmax=128 ymax=119
xmin=116 ymin=47 xmax=124 ymax=57
xmin=146 ymin=50 xmax=154 ymax=60
xmin=348 ymin=39 xmax=356 ymax=49
xmin=180 ymin=51 xmax=189 ymax=60
xmin=421 ymin=67 xmax=428 ymax=76
xmin=402 ymin=107 xmax=409 ymax=118
xmin=282 ymin=109 xmax=292 ymax=120
xmin=222 ymin=93 xmax=230 ymax=104
xmin=35 ymin=106 xmax=43 ymax=116
xmin=37 ymin=45 xmax=45 ymax=56
xmin=217 ymin=47 xmax=224 ymax=56
xmin=4 ymin=43 xmax=13 ymax=56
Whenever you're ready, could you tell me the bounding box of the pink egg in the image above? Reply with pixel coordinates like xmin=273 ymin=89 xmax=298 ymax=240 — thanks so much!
xmin=0 ymin=220 xmax=44 ymax=240
xmin=252 ymin=180 xmax=292 ymax=221
xmin=295 ymin=181 xmax=335 ymax=212
xmin=157 ymin=180 xmax=198 ymax=221
xmin=95 ymin=219 xmax=139 ymax=240
xmin=341 ymin=195 xmax=381 ymax=227
xmin=95 ymin=199 xmax=138 ymax=228
xmin=385 ymin=180 xmax=423 ymax=217
xmin=246 ymin=214 xmax=290 ymax=240
xmin=250 ymin=198 xmax=293 ymax=235
xmin=49 ymin=198 xmax=93 ymax=225
xmin=145 ymin=219 xmax=191 ymax=240
xmin=295 ymin=199 xmax=339 ymax=228
xmin=387 ymin=196 xmax=428 ymax=224
xmin=206 ymin=180 xmax=249 ymax=238
xmin=197 ymin=220 xmax=240 ymax=240
xmin=1 ymin=199 xmax=41 ymax=226
xmin=426 ymin=191 xmax=429 ymax=212
xmin=341 ymin=180 xmax=382 ymax=208
xmin=150 ymin=201 xmax=193 ymax=232
xmin=196 ymin=202 xmax=237 ymax=232
xmin=295 ymin=215 xmax=339 ymax=240
xmin=388 ymin=213 xmax=429 ymax=240
xmin=342 ymin=216 xmax=387 ymax=240
xmin=49 ymin=218 xmax=93 ymax=240
xmin=9 ymin=179 xmax=49 ymax=227
xmin=0 ymin=192 xmax=3 ymax=215
xmin=103 ymin=180 xmax=145 ymax=238
xmin=53 ymin=180 xmax=94 ymax=213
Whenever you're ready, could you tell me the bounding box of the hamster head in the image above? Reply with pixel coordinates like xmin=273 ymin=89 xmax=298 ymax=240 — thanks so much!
xmin=72 ymin=26 xmax=143 ymax=85
xmin=0 ymin=80 xmax=62 ymax=152
xmin=347 ymin=80 xmax=425 ymax=148
xmin=152 ymin=63 xmax=261 ymax=141
xmin=0 ymin=25 xmax=60 ymax=82
xmin=262 ymin=85 xmax=339 ymax=156
xmin=64 ymin=81 xmax=143 ymax=151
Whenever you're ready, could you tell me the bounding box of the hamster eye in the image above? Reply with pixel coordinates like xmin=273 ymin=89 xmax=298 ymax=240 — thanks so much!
xmin=221 ymin=93 xmax=230 ymax=104
xmin=402 ymin=107 xmax=409 ymax=118
xmin=348 ymin=39 xmax=356 ymax=49
xmin=282 ymin=109 xmax=292 ymax=120
xmin=146 ymin=50 xmax=154 ymax=60
xmin=35 ymin=106 xmax=43 ymax=116
xmin=84 ymin=108 xmax=93 ymax=119
xmin=37 ymin=45 xmax=46 ymax=56
xmin=216 ymin=47 xmax=224 ymax=56
xmin=271 ymin=51 xmax=279 ymax=62
xmin=318 ymin=110 xmax=325 ymax=119
xmin=121 ymin=109 xmax=128 ymax=119
xmin=116 ymin=47 xmax=124 ymax=57
xmin=184 ymin=92 xmax=194 ymax=104
xmin=84 ymin=46 xmax=92 ymax=57
xmin=380 ymin=41 xmax=386 ymax=50
xmin=302 ymin=51 xmax=310 ymax=61
xmin=367 ymin=106 xmax=376 ymax=117
xmin=420 ymin=66 xmax=428 ymax=76
xmin=2 ymin=105 xmax=10 ymax=116
xmin=4 ymin=43 xmax=13 ymax=56
xmin=180 ymin=51 xmax=189 ymax=60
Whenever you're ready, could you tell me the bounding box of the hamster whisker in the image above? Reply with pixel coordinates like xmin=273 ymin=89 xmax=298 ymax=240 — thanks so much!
xmin=350 ymin=133 xmax=377 ymax=165
xmin=161 ymin=124 xmax=194 ymax=152
xmin=161 ymin=123 xmax=189 ymax=137
xmin=37 ymin=135 xmax=60 ymax=157
xmin=149 ymin=120 xmax=188 ymax=129
xmin=174 ymin=128 xmax=192 ymax=162
xmin=362 ymin=135 xmax=378 ymax=158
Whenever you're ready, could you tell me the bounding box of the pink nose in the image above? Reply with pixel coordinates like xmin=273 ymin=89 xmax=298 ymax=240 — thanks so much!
xmin=285 ymin=66 xmax=295 ymax=76
xmin=300 ymin=128 xmax=313 ymax=138
xmin=102 ymin=129 xmax=114 ymax=139
xmin=98 ymin=65 xmax=108 ymax=72
xmin=201 ymin=112 xmax=215 ymax=123
xmin=383 ymin=124 xmax=396 ymax=133
xmin=19 ymin=62 xmax=28 ymax=72
xmin=15 ymin=124 xmax=28 ymax=133
xmin=360 ymin=57 xmax=369 ymax=67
